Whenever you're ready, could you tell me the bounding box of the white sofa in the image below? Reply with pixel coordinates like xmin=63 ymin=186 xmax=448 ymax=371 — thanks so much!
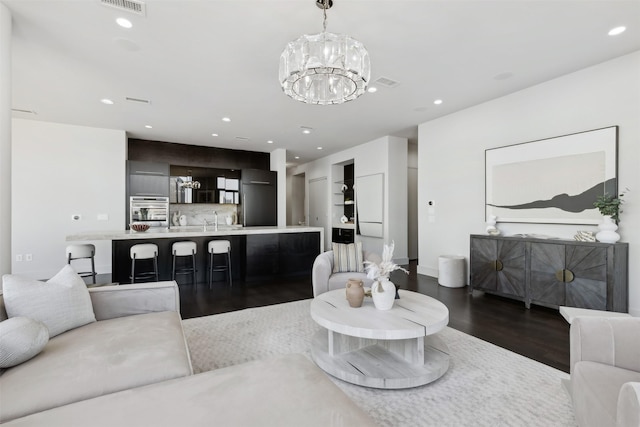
xmin=0 ymin=281 xmax=193 ymax=422
xmin=1 ymin=280 xmax=376 ymax=426
xmin=569 ymin=317 xmax=640 ymax=427
xmin=312 ymin=250 xmax=381 ymax=296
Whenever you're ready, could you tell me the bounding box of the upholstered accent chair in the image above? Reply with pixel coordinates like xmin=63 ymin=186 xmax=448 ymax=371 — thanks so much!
xmin=569 ymin=316 xmax=640 ymax=427
xmin=311 ymin=249 xmax=381 ymax=297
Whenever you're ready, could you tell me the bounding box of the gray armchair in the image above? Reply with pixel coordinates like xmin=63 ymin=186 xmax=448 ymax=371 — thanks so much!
xmin=312 ymin=250 xmax=381 ymax=297
xmin=569 ymin=317 xmax=640 ymax=427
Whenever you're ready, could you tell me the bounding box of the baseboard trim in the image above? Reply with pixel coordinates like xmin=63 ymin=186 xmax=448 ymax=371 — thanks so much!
xmin=417 ymin=264 xmax=437 ymax=278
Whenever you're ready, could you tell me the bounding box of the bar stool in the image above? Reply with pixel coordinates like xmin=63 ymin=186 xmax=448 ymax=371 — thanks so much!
xmin=66 ymin=244 xmax=97 ymax=284
xmin=130 ymin=243 xmax=159 ymax=284
xmin=172 ymin=241 xmax=197 ymax=290
xmin=208 ymin=240 xmax=232 ymax=289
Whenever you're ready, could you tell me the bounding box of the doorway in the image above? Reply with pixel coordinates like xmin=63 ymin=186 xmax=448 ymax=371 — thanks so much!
xmin=289 ymin=173 xmax=306 ymax=225
xmin=309 ymin=177 xmax=328 ymax=249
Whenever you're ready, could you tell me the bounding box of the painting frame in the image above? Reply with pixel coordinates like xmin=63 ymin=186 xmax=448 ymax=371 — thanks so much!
xmin=485 ymin=126 xmax=618 ymax=225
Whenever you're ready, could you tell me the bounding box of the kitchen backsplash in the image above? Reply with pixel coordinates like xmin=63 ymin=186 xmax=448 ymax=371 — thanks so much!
xmin=169 ymin=204 xmax=238 ymax=227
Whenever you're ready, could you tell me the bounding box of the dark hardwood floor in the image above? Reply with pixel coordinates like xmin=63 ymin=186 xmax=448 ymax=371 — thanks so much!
xmin=170 ymin=260 xmax=570 ymax=373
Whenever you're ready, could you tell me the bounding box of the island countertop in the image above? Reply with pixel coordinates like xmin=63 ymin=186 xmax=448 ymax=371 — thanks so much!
xmin=66 ymin=225 xmax=325 ymax=242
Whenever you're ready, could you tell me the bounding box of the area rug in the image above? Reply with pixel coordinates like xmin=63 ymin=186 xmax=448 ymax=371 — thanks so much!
xmin=182 ymin=300 xmax=576 ymax=427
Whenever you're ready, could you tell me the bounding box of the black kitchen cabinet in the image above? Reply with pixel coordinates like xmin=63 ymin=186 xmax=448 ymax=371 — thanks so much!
xmin=127 ymin=161 xmax=169 ymax=197
xmin=332 ymin=227 xmax=354 ymax=244
xmin=245 ymin=234 xmax=280 ymax=279
xmin=470 ymin=234 xmax=628 ymax=312
xmin=111 ymin=232 xmax=321 ymax=284
xmin=241 ymin=169 xmax=277 ymax=226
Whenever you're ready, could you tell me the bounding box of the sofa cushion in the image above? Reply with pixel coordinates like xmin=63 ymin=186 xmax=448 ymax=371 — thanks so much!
xmin=332 ymin=242 xmax=364 ymax=273
xmin=572 ymin=361 xmax=640 ymax=427
xmin=0 ymin=310 xmax=193 ymax=423
xmin=2 ymin=354 xmax=376 ymax=427
xmin=2 ymin=265 xmax=96 ymax=337
xmin=0 ymin=317 xmax=49 ymax=368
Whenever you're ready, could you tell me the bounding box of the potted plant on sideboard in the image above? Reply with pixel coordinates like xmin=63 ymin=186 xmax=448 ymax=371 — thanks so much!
xmin=593 ymin=189 xmax=628 ymax=243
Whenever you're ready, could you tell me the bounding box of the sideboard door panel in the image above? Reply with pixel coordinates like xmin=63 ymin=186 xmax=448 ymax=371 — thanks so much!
xmin=470 ymin=238 xmax=498 ymax=291
xmin=565 ymin=246 xmax=607 ymax=310
xmin=470 ymin=237 xmax=525 ymax=299
xmin=530 ymin=243 xmax=565 ymax=307
xmin=496 ymin=240 xmax=526 ymax=297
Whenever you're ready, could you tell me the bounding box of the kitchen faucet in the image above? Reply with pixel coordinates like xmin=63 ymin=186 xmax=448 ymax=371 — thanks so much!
xmin=213 ymin=211 xmax=218 ymax=230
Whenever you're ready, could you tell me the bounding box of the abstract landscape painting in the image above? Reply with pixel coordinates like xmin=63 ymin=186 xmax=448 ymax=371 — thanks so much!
xmin=485 ymin=126 xmax=618 ymax=225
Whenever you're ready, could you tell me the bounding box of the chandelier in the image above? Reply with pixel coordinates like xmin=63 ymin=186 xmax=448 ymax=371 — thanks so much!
xmin=279 ymin=0 xmax=371 ymax=105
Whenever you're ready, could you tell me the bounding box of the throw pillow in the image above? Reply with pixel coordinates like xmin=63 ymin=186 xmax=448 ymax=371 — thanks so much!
xmin=2 ymin=265 xmax=96 ymax=338
xmin=0 ymin=317 xmax=49 ymax=368
xmin=332 ymin=242 xmax=364 ymax=273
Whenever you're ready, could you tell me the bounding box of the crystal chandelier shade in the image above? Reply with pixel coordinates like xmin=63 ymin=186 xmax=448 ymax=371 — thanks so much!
xmin=279 ymin=2 xmax=370 ymax=105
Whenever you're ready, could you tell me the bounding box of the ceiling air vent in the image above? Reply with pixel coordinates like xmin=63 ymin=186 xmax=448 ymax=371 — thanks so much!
xmin=373 ymin=76 xmax=400 ymax=88
xmin=235 ymin=136 xmax=250 ymax=142
xmin=125 ymin=97 xmax=151 ymax=105
xmin=100 ymin=0 xmax=146 ymax=16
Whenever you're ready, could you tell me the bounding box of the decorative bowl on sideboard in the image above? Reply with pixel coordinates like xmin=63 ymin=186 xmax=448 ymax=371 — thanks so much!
xmin=130 ymin=223 xmax=150 ymax=232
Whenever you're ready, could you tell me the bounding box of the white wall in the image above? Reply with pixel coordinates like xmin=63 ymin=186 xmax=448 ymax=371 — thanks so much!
xmin=270 ymin=148 xmax=287 ymax=227
xmin=289 ymin=135 xmax=409 ymax=262
xmin=418 ymin=51 xmax=640 ymax=315
xmin=12 ymin=119 xmax=127 ymax=279
xmin=0 ymin=4 xmax=11 ymax=276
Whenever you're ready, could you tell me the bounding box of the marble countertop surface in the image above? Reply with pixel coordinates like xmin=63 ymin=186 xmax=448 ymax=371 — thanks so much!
xmin=66 ymin=225 xmax=324 ymax=241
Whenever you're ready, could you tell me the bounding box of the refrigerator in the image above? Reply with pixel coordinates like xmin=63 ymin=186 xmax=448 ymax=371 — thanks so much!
xmin=241 ymin=169 xmax=277 ymax=226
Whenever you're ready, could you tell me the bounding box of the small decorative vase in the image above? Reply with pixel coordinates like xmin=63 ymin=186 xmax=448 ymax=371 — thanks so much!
xmin=486 ymin=215 xmax=500 ymax=235
xmin=596 ymin=215 xmax=620 ymax=243
xmin=371 ymin=278 xmax=396 ymax=311
xmin=345 ymin=279 xmax=365 ymax=308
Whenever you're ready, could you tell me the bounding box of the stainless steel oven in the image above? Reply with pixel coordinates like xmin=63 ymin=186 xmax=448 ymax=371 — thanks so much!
xmin=129 ymin=196 xmax=169 ymax=228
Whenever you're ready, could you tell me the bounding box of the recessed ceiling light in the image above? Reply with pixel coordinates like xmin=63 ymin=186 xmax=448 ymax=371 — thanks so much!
xmin=301 ymin=126 xmax=313 ymax=134
xmin=608 ymin=26 xmax=626 ymax=36
xmin=434 ymin=99 xmax=443 ymax=105
xmin=100 ymin=98 xmax=114 ymax=105
xmin=144 ymin=125 xmax=152 ymax=129
xmin=116 ymin=18 xmax=133 ymax=29
xmin=211 ymin=133 xmax=219 ymax=137
xmin=367 ymin=87 xmax=378 ymax=93
xmin=222 ymin=117 xmax=231 ymax=122
xmin=267 ymin=140 xmax=274 ymax=144
xmin=317 ymin=146 xmax=323 ymax=150
xmin=295 ymin=156 xmax=300 ymax=159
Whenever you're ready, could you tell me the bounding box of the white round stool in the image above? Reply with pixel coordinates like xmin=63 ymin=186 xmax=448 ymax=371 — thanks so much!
xmin=66 ymin=244 xmax=97 ymax=284
xmin=130 ymin=243 xmax=159 ymax=284
xmin=208 ymin=240 xmax=232 ymax=289
xmin=438 ymin=255 xmax=466 ymax=288
xmin=172 ymin=241 xmax=197 ymax=289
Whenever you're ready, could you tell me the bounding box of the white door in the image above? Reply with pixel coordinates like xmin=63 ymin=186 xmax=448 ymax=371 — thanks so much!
xmin=309 ymin=177 xmax=328 ymax=249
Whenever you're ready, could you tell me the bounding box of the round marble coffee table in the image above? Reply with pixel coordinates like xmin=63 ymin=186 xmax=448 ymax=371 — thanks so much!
xmin=310 ymin=289 xmax=450 ymax=389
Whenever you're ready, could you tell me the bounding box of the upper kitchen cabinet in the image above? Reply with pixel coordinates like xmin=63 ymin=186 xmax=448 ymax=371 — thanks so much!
xmin=127 ymin=161 xmax=169 ymax=197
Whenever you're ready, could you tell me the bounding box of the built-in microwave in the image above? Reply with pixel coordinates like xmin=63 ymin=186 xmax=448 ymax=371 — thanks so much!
xmin=129 ymin=196 xmax=169 ymax=228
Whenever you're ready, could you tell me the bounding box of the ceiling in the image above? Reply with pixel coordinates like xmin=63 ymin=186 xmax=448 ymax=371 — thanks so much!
xmin=6 ymin=0 xmax=640 ymax=165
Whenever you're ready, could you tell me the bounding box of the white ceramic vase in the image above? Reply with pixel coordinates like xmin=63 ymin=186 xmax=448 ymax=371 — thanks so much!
xmin=371 ymin=278 xmax=396 ymax=310
xmin=486 ymin=215 xmax=500 ymax=235
xmin=596 ymin=215 xmax=620 ymax=244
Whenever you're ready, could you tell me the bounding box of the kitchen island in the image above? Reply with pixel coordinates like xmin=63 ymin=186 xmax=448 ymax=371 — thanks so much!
xmin=67 ymin=226 xmax=324 ymax=284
